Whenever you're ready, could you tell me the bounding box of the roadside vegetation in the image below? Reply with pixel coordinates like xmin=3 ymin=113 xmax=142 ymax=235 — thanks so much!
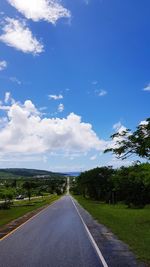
xmin=71 ymin=163 xmax=150 ymax=208
xmin=71 ymin=164 xmax=150 ymax=264
xmin=0 ymin=168 xmax=67 ymax=226
xmin=74 ymin=195 xmax=150 ymax=265
xmin=71 ymin=118 xmax=150 ymax=265
xmin=72 ymin=118 xmax=150 ymax=208
xmin=0 ymin=195 xmax=60 ymax=227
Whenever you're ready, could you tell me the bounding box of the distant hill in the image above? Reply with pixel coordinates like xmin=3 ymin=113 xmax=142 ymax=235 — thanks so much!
xmin=0 ymin=168 xmax=64 ymax=179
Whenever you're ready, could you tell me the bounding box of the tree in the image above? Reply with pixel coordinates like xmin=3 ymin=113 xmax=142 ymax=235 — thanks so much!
xmin=0 ymin=189 xmax=14 ymax=209
xmin=22 ymin=181 xmax=34 ymax=201
xmin=73 ymin=162 xmax=150 ymax=208
xmin=112 ymin=163 xmax=150 ymax=208
xmin=104 ymin=118 xmax=150 ymax=160
xmin=77 ymin=167 xmax=114 ymax=202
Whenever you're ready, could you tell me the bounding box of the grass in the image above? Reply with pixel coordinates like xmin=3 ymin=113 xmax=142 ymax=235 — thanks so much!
xmin=0 ymin=195 xmax=60 ymax=227
xmin=74 ymin=195 xmax=150 ymax=265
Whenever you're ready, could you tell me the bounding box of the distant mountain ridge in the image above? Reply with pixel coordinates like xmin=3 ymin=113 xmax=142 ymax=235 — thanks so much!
xmin=0 ymin=168 xmax=80 ymax=179
xmin=0 ymin=168 xmax=63 ymax=178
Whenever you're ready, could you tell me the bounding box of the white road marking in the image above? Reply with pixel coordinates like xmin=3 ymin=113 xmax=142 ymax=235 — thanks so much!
xmin=71 ymin=196 xmax=109 ymax=267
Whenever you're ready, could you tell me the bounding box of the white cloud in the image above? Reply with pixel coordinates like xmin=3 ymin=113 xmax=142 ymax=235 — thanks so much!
xmin=9 ymin=76 xmax=21 ymax=85
xmin=0 ymin=117 xmax=8 ymax=128
xmin=0 ymin=105 xmax=11 ymax=111
xmin=0 ymin=18 xmax=44 ymax=55
xmin=8 ymin=0 xmax=71 ymax=24
xmin=0 ymin=153 xmax=47 ymax=163
xmin=113 ymin=121 xmax=123 ymax=131
xmin=105 ymin=122 xmax=129 ymax=151
xmin=98 ymin=89 xmax=107 ymax=97
xmin=90 ymin=154 xmax=97 ymax=161
xmin=117 ymin=125 xmax=127 ymax=134
xmin=4 ymin=92 xmax=15 ymax=105
xmin=113 ymin=121 xmax=127 ymax=139
xmin=58 ymin=103 xmax=64 ymax=112
xmin=39 ymin=106 xmax=47 ymax=111
xmin=4 ymin=92 xmax=11 ymax=104
xmin=0 ymin=98 xmax=106 ymax=156
xmin=0 ymin=60 xmax=7 ymax=71
xmin=140 ymin=120 xmax=148 ymax=126
xmin=143 ymin=83 xmax=150 ymax=91
xmin=108 ymin=155 xmax=132 ymax=168
xmin=48 ymin=94 xmax=63 ymax=100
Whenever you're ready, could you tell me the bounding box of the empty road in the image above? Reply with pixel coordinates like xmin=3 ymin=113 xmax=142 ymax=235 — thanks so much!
xmin=0 ymin=196 xmax=105 ymax=267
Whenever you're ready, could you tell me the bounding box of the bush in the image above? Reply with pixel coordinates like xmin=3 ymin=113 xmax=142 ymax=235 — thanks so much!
xmin=0 ymin=201 xmax=13 ymax=209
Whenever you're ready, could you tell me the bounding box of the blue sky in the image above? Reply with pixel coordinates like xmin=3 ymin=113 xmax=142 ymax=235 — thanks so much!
xmin=0 ymin=0 xmax=149 ymax=172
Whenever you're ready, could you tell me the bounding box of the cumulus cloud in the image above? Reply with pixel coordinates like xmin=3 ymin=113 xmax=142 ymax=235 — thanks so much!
xmin=0 ymin=117 xmax=8 ymax=128
xmin=0 ymin=18 xmax=44 ymax=55
xmin=58 ymin=103 xmax=64 ymax=112
xmin=8 ymin=0 xmax=71 ymax=24
xmin=48 ymin=94 xmax=63 ymax=100
xmin=0 ymin=98 xmax=106 ymax=156
xmin=0 ymin=60 xmax=7 ymax=71
xmin=143 ymin=83 xmax=150 ymax=92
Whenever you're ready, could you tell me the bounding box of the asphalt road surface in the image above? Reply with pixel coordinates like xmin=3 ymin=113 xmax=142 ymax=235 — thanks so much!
xmin=0 ymin=196 xmax=104 ymax=267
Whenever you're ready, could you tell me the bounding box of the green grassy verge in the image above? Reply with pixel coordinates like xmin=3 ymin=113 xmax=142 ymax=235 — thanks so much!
xmin=0 ymin=195 xmax=60 ymax=227
xmin=74 ymin=195 xmax=150 ymax=265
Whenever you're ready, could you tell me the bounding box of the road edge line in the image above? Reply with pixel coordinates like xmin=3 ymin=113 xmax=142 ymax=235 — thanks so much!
xmin=71 ymin=196 xmax=108 ymax=267
xmin=0 ymin=196 xmax=63 ymax=242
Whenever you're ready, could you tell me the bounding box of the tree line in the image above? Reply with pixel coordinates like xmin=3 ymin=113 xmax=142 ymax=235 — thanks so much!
xmin=0 ymin=176 xmax=67 ymax=209
xmin=71 ymin=117 xmax=150 ymax=208
xmin=71 ymin=118 xmax=150 ymax=208
xmin=72 ymin=163 xmax=150 ymax=208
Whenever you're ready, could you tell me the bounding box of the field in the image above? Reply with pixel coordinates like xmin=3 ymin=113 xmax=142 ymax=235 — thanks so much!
xmin=74 ymin=195 xmax=150 ymax=265
xmin=0 ymin=195 xmax=59 ymax=227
